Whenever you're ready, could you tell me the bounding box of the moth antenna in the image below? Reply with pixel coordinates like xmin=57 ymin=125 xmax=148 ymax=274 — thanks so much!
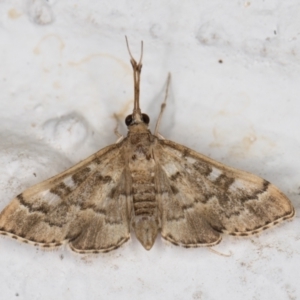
xmin=154 ymin=72 xmax=171 ymax=136
xmin=125 ymin=36 xmax=143 ymax=114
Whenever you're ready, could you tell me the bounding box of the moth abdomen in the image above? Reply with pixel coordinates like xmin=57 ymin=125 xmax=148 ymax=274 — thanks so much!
xmin=132 ymin=183 xmax=157 ymax=216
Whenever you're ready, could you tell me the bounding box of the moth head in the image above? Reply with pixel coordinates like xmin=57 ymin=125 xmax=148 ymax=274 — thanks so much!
xmin=125 ymin=113 xmax=150 ymax=127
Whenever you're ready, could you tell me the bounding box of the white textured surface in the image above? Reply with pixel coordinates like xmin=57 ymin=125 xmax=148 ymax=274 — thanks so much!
xmin=0 ymin=1 xmax=299 ymax=299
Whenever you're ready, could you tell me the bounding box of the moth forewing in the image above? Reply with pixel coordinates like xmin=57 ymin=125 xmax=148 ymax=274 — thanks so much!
xmin=157 ymin=139 xmax=294 ymax=244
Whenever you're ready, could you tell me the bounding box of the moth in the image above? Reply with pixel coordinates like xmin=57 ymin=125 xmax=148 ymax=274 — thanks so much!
xmin=0 ymin=39 xmax=295 ymax=253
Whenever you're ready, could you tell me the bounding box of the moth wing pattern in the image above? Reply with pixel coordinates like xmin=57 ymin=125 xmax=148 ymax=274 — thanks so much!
xmin=156 ymin=139 xmax=295 ymax=247
xmin=0 ymin=144 xmax=131 ymax=253
xmin=0 ymin=38 xmax=295 ymax=253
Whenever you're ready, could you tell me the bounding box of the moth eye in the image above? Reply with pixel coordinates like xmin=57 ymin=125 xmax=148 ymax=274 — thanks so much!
xmin=125 ymin=114 xmax=133 ymax=126
xmin=142 ymin=114 xmax=150 ymax=125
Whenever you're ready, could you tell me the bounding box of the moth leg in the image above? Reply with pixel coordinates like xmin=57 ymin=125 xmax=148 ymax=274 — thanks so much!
xmin=154 ymin=73 xmax=171 ymax=136
xmin=113 ymin=113 xmax=124 ymax=143
xmin=156 ymin=133 xmax=165 ymax=140
xmin=208 ymin=248 xmax=232 ymax=257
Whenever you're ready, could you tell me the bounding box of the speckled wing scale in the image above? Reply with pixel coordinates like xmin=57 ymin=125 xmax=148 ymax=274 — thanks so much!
xmin=0 ymin=144 xmax=132 ymax=253
xmin=156 ymin=140 xmax=294 ymax=247
xmin=0 ymin=38 xmax=295 ymax=253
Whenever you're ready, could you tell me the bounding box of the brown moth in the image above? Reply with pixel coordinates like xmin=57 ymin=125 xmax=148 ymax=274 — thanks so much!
xmin=0 ymin=39 xmax=295 ymax=253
